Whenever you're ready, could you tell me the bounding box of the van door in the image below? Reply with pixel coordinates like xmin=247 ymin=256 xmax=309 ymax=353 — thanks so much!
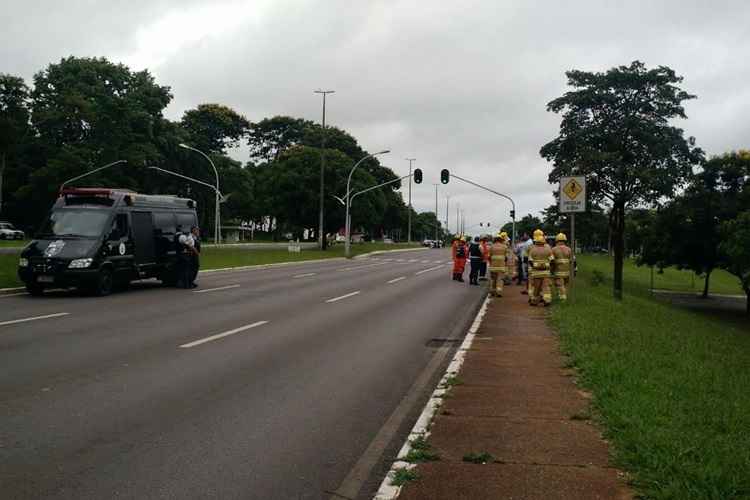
xmin=132 ymin=211 xmax=156 ymax=265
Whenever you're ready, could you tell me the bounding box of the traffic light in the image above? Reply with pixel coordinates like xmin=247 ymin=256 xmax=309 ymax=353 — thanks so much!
xmin=440 ymin=169 xmax=450 ymax=184
xmin=510 ymin=210 xmax=515 ymax=219
xmin=413 ymin=168 xmax=423 ymax=184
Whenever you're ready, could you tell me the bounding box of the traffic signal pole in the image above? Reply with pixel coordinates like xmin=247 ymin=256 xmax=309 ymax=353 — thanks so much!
xmin=449 ymin=174 xmax=517 ymax=246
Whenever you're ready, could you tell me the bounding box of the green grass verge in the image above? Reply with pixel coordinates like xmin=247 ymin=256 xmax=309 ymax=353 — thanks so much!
xmin=0 ymin=254 xmax=22 ymax=288
xmin=0 ymin=239 xmax=30 ymax=248
xmin=583 ymin=254 xmax=744 ymax=296
xmin=551 ymin=255 xmax=750 ymax=499
xmin=0 ymin=242 xmax=423 ymax=289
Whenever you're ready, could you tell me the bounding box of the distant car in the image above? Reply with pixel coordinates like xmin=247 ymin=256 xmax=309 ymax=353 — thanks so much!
xmin=422 ymin=239 xmax=433 ymax=247
xmin=0 ymin=222 xmax=24 ymax=240
xmin=383 ymin=237 xmax=394 ymax=244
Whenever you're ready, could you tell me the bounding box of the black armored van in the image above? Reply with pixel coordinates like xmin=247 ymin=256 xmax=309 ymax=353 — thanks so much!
xmin=18 ymin=187 xmax=198 ymax=296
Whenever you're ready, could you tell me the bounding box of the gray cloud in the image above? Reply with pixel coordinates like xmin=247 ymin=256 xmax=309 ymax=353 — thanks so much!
xmin=3 ymin=0 xmax=749 ymax=233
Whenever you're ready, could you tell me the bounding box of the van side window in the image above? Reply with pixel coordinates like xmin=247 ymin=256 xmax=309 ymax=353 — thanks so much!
xmin=112 ymin=213 xmax=129 ymax=239
xmin=153 ymin=212 xmax=176 ymax=234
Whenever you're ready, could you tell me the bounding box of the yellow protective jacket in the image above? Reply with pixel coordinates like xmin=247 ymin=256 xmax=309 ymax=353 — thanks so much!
xmin=488 ymin=242 xmax=508 ymax=272
xmin=551 ymin=244 xmax=572 ymax=278
xmin=528 ymin=242 xmax=553 ymax=278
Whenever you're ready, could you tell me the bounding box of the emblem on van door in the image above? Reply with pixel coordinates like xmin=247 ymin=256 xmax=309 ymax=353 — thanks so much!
xmin=119 ymin=242 xmax=126 ymax=255
xmin=44 ymin=240 xmax=65 ymax=257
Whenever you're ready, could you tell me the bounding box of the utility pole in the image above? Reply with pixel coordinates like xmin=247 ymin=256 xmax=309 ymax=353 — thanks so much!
xmin=405 ymin=158 xmax=415 ymax=243
xmin=315 ymin=89 xmax=335 ymax=250
xmin=456 ymin=204 xmax=460 ymax=236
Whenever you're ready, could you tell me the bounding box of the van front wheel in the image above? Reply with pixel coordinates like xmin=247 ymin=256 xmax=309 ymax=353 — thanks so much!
xmin=93 ymin=268 xmax=114 ymax=296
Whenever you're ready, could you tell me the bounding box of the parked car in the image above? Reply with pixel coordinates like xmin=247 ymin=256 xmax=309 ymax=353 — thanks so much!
xmin=383 ymin=237 xmax=394 ymax=244
xmin=422 ymin=239 xmax=434 ymax=247
xmin=0 ymin=222 xmax=25 ymax=240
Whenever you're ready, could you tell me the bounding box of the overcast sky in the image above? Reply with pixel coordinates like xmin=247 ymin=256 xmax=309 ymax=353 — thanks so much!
xmin=3 ymin=0 xmax=749 ymax=232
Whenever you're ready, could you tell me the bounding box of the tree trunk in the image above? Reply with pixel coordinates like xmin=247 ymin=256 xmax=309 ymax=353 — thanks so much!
xmin=702 ymin=269 xmax=712 ymax=299
xmin=611 ymin=202 xmax=626 ymax=301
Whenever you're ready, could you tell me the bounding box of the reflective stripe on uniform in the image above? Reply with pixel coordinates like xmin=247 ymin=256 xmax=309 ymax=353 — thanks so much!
xmin=488 ymin=266 xmax=506 ymax=272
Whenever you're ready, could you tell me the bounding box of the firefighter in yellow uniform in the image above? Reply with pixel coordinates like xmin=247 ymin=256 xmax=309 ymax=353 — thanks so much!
xmin=528 ymin=231 xmax=554 ymax=306
xmin=528 ymin=229 xmax=550 ymax=296
xmin=551 ymin=233 xmax=572 ymax=301
xmin=488 ymin=233 xmax=508 ymax=297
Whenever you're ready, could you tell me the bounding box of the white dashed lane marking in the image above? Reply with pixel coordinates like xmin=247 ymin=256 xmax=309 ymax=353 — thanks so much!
xmin=193 ymin=284 xmax=240 ymax=294
xmin=179 ymin=321 xmax=269 ymax=348
xmin=292 ymin=273 xmax=317 ymax=279
xmin=415 ymin=265 xmax=445 ymax=275
xmin=387 ymin=277 xmax=406 ymax=284
xmin=0 ymin=312 xmax=70 ymax=328
xmin=325 ymin=291 xmax=361 ymax=303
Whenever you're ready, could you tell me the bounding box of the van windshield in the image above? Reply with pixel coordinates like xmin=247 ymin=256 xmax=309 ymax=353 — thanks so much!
xmin=37 ymin=209 xmax=111 ymax=239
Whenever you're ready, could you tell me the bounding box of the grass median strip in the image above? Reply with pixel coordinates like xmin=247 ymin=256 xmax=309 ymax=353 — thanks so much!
xmin=551 ymin=255 xmax=750 ymax=499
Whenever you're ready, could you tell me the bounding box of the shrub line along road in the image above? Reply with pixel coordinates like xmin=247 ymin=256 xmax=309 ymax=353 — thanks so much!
xmin=0 ymin=248 xmax=486 ymax=500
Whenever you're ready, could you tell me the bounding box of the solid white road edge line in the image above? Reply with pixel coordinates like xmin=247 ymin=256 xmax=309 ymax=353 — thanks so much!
xmin=414 ymin=265 xmax=444 ymax=275
xmin=373 ymin=295 xmax=491 ymax=500
xmin=387 ymin=277 xmax=406 ymax=284
xmin=192 ymin=284 xmax=240 ymax=294
xmin=179 ymin=321 xmax=269 ymax=348
xmin=0 ymin=312 xmax=70 ymax=327
xmin=293 ymin=272 xmax=317 ymax=278
xmin=0 ymin=292 xmax=29 ymax=298
xmin=325 ymin=291 xmax=361 ymax=303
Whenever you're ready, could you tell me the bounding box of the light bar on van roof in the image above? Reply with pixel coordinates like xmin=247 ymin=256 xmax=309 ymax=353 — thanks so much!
xmin=60 ymin=187 xmax=137 ymax=197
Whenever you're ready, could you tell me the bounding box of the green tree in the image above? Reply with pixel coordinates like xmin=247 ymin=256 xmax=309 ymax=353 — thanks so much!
xmin=720 ymin=211 xmax=750 ymax=315
xmin=502 ymin=213 xmax=542 ymax=239
xmin=20 ymin=57 xmax=172 ymax=225
xmin=639 ymin=151 xmax=750 ymax=297
xmin=0 ymin=74 xmax=31 ymax=218
xmin=181 ymin=103 xmax=249 ymax=154
xmin=540 ymin=61 xmax=703 ymax=299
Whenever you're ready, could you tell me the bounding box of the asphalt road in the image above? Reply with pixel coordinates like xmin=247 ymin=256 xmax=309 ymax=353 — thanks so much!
xmin=0 ymin=248 xmax=485 ymax=500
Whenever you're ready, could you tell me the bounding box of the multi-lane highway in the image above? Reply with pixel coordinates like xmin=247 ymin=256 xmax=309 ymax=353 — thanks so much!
xmin=0 ymin=248 xmax=485 ymax=500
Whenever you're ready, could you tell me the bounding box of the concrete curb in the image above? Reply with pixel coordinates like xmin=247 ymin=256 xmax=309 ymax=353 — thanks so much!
xmin=373 ymin=295 xmax=491 ymax=500
xmin=0 ymin=286 xmax=25 ymax=296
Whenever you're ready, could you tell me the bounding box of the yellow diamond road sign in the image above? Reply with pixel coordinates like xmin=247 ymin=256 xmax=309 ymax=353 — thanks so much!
xmin=559 ymin=176 xmax=586 ymax=213
xmin=563 ymin=179 xmax=582 ymax=200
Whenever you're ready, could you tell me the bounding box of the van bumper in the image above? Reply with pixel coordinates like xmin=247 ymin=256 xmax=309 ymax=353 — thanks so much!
xmin=18 ymin=267 xmax=100 ymax=289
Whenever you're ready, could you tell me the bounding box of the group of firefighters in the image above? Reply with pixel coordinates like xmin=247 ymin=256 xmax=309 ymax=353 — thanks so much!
xmin=450 ymin=229 xmax=573 ymax=306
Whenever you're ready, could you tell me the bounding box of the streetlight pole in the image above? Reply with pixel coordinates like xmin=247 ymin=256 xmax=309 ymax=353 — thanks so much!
xmin=59 ymin=159 xmax=128 ymax=193
xmin=345 ymin=150 xmax=390 ymax=258
xmin=315 ymin=89 xmax=335 ymax=250
xmin=179 ymin=143 xmax=220 ymax=245
xmin=445 ymin=194 xmax=450 ymax=234
xmin=148 ymin=166 xmax=223 ymax=200
xmin=405 ymin=158 xmax=415 ymax=243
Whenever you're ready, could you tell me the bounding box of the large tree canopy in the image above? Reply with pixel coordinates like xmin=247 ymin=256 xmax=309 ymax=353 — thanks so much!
xmin=181 ymin=103 xmax=249 ymax=155
xmin=540 ymin=61 xmax=703 ymax=299
xmin=0 ymin=74 xmax=31 ymax=216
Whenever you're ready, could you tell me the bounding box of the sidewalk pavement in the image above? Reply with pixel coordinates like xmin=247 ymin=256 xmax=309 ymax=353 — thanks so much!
xmin=398 ymin=283 xmax=632 ymax=500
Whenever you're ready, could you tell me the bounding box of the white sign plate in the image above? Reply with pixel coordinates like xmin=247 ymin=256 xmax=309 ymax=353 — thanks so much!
xmin=559 ymin=176 xmax=586 ymax=213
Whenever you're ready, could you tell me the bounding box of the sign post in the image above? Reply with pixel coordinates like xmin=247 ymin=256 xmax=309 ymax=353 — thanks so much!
xmin=559 ymin=176 xmax=586 ymax=288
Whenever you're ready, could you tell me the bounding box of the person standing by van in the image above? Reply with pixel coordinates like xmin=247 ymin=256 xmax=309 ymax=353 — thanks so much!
xmin=188 ymin=226 xmax=201 ymax=288
xmin=176 ymin=226 xmax=194 ymax=288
